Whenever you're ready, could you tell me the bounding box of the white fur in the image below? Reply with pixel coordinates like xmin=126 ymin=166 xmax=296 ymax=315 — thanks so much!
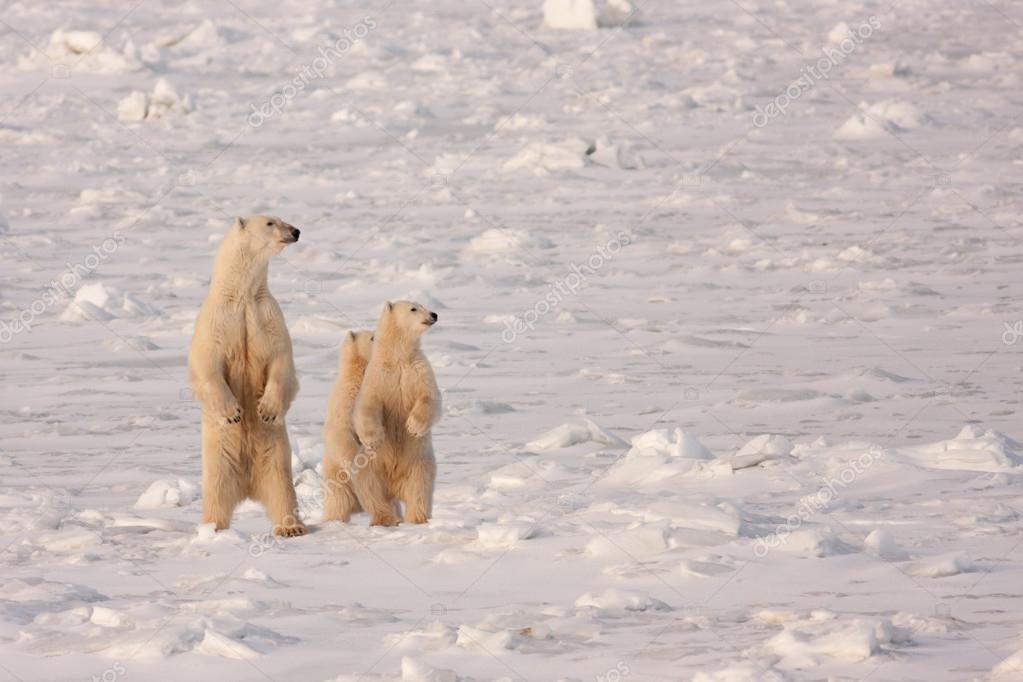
xmin=353 ymin=301 xmax=441 ymax=525
xmin=188 ymin=215 xmax=306 ymax=536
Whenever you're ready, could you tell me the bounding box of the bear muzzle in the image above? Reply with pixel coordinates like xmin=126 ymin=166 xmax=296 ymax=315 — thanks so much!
xmin=283 ymin=225 xmax=300 ymax=243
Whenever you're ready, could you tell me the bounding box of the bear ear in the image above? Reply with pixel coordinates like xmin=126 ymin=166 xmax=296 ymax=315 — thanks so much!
xmin=385 ymin=301 xmax=394 ymax=312
xmin=348 ymin=330 xmax=356 ymax=340
xmin=234 ymin=216 xmax=246 ymax=230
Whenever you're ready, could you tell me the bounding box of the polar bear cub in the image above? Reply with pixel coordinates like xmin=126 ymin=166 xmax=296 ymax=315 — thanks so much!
xmin=188 ymin=215 xmax=306 ymax=537
xmin=321 ymin=330 xmax=374 ymax=522
xmin=353 ymin=301 xmax=441 ymax=526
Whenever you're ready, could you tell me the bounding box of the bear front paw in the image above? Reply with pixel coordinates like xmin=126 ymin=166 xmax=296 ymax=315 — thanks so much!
xmin=358 ymin=431 xmax=383 ymax=452
xmin=257 ymin=393 xmax=285 ymax=424
xmin=216 ymin=400 xmax=243 ymax=425
xmin=406 ymin=414 xmax=429 ymax=438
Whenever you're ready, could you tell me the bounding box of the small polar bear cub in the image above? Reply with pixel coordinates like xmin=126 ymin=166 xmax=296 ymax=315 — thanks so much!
xmin=321 ymin=329 xmax=374 ymax=522
xmin=352 ymin=301 xmax=441 ymax=526
xmin=188 ymin=215 xmax=306 ymax=537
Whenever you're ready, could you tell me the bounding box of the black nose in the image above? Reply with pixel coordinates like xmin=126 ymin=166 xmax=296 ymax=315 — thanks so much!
xmin=430 ymin=312 xmax=438 ymax=321
xmin=290 ymin=227 xmax=300 ymax=241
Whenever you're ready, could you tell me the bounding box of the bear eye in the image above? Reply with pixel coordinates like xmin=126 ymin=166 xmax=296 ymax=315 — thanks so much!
xmin=266 ymin=221 xmax=273 ymax=226
xmin=410 ymin=307 xmax=417 ymax=312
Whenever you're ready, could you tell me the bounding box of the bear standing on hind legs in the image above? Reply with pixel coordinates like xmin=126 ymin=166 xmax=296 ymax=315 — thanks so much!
xmin=354 ymin=301 xmax=441 ymax=526
xmin=321 ymin=329 xmax=374 ymax=522
xmin=188 ymin=215 xmax=306 ymax=537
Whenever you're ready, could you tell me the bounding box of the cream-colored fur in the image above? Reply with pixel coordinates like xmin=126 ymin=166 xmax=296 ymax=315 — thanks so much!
xmin=188 ymin=215 xmax=306 ymax=537
xmin=353 ymin=301 xmax=441 ymax=526
xmin=321 ymin=330 xmax=373 ymax=522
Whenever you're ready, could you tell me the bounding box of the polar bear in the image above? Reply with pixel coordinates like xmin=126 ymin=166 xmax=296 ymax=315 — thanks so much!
xmin=321 ymin=329 xmax=374 ymax=522
xmin=353 ymin=301 xmax=441 ymax=526
xmin=188 ymin=215 xmax=306 ymax=537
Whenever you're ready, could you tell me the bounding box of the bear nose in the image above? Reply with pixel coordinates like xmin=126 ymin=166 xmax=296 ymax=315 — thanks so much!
xmin=290 ymin=227 xmax=300 ymax=241
xmin=430 ymin=312 xmax=438 ymax=321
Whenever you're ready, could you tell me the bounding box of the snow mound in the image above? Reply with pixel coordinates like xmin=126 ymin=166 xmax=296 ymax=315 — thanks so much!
xmin=586 ymin=136 xmax=643 ymax=170
xmin=135 ymin=479 xmax=198 ymax=509
xmin=694 ymin=663 xmax=788 ymax=682
xmin=761 ymin=616 xmax=892 ymax=667
xmin=574 ymin=588 xmax=670 ymax=616
xmin=61 ymin=283 xmax=160 ymax=322
xmin=158 ymin=19 xmax=241 ymax=52
xmin=526 ymin=418 xmax=627 ymax=451
xmin=543 ymin=0 xmax=637 ymax=30
xmin=26 ymin=29 xmax=142 ymax=73
xmin=599 ymin=428 xmax=730 ymax=486
xmin=503 ymin=138 xmax=591 ymax=175
xmin=898 ymin=425 xmax=1023 ymax=472
xmin=866 ymin=100 xmax=927 ymax=129
xmin=906 ymin=552 xmax=977 ymax=578
xmin=455 ymin=624 xmax=521 ymax=651
xmin=775 ymin=528 xmax=857 ymax=558
xmin=629 ymin=427 xmax=715 ymax=459
xmin=864 ymin=529 xmax=908 ymax=560
xmin=834 ymin=100 xmax=927 ymax=139
xmin=732 ymin=434 xmax=793 ymax=469
xmin=194 ymin=628 xmax=261 ymax=659
xmin=118 ymin=78 xmax=194 ymax=122
xmin=476 ymin=521 xmax=536 ymax=549
xmin=585 ymin=521 xmax=670 ymax=558
xmin=463 ymin=228 xmax=553 ymax=256
xmin=400 ymin=657 xmax=457 ymax=682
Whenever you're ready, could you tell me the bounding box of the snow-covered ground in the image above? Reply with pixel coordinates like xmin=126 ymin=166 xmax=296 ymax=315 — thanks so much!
xmin=2 ymin=1 xmax=1022 ymax=680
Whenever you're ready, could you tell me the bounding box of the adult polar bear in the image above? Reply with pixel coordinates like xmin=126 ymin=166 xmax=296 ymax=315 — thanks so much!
xmin=188 ymin=215 xmax=306 ymax=537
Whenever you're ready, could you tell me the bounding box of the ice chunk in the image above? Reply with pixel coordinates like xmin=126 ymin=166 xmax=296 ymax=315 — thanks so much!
xmin=476 ymin=521 xmax=536 ymax=549
xmin=526 ymin=418 xmax=627 ymax=451
xmin=134 ymin=479 xmax=197 ymax=509
xmin=401 ymin=657 xmax=457 ymax=682
xmin=574 ymin=588 xmax=670 ymax=616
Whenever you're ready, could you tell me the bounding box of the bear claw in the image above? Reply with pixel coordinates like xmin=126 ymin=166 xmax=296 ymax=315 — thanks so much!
xmin=273 ymin=523 xmax=307 ymax=537
xmin=222 ymin=407 xmax=243 ymax=425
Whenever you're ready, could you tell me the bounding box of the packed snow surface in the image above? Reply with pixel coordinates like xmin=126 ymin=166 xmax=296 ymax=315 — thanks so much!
xmin=1 ymin=1 xmax=1022 ymax=680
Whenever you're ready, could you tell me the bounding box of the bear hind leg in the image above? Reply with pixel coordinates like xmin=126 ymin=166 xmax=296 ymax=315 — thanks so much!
xmin=251 ymin=425 xmax=307 ymax=537
xmin=201 ymin=420 xmax=246 ymax=530
xmin=353 ymin=463 xmax=399 ymax=527
xmin=397 ymin=453 xmax=435 ymax=525
xmin=322 ymin=449 xmax=362 ymax=523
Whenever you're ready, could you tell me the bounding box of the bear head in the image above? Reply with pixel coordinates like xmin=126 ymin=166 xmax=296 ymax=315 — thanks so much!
xmin=375 ymin=300 xmax=438 ymax=349
xmin=342 ymin=329 xmax=374 ymax=367
xmin=233 ymin=215 xmax=300 ymax=257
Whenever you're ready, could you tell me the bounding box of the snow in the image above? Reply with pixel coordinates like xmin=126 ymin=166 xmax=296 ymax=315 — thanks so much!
xmin=1 ymin=1 xmax=1022 ymax=680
